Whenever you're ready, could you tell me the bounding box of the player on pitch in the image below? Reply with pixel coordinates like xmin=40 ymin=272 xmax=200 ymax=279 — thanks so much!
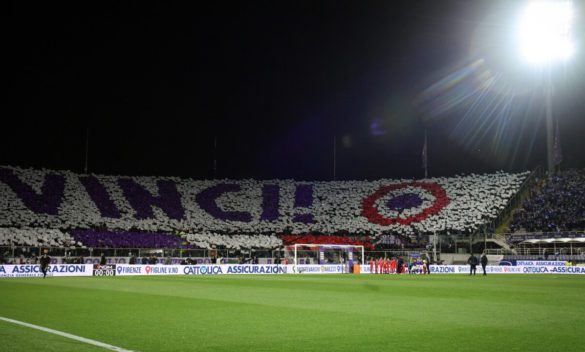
xmin=40 ymin=248 xmax=51 ymax=278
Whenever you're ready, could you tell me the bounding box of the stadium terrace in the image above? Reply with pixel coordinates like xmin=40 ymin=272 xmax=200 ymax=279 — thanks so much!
xmin=0 ymin=166 xmax=528 ymax=238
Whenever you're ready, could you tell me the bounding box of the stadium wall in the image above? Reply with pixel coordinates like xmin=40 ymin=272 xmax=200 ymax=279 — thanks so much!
xmin=0 ymin=264 xmax=93 ymax=278
xmin=2 ymin=264 xmax=585 ymax=278
xmin=440 ymin=254 xmax=503 ymax=265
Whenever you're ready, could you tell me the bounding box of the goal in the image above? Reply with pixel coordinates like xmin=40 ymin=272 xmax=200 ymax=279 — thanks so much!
xmin=285 ymin=244 xmax=364 ymax=272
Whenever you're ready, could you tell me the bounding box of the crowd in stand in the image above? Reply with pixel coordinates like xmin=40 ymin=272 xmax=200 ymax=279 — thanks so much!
xmin=0 ymin=227 xmax=415 ymax=253
xmin=510 ymin=170 xmax=585 ymax=232
xmin=1 ymin=166 xmax=528 ymax=237
xmin=72 ymin=229 xmax=188 ymax=249
xmin=0 ymin=227 xmax=76 ymax=247
xmin=61 ymin=256 xmax=84 ymax=264
xmin=0 ymin=165 xmax=534 ymax=253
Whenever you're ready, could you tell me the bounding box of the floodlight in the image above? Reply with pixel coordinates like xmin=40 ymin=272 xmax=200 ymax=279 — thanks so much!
xmin=517 ymin=0 xmax=574 ymax=65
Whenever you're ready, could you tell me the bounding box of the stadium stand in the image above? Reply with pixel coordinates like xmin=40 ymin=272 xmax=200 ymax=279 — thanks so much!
xmin=4 ymin=166 xmax=585 ymax=264
xmin=71 ymin=229 xmax=189 ymax=249
xmin=0 ymin=166 xmax=529 ymax=242
xmin=0 ymin=165 xmax=539 ymax=263
xmin=0 ymin=227 xmax=75 ymax=247
xmin=183 ymin=233 xmax=282 ymax=250
xmin=510 ymin=169 xmax=585 ymax=232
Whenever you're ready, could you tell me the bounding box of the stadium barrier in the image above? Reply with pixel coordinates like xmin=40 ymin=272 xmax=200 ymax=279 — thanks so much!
xmin=516 ymin=261 xmax=566 ymax=266
xmin=0 ymin=264 xmax=93 ymax=278
xmin=2 ymin=264 xmax=585 ymax=278
xmin=115 ymin=264 xmax=338 ymax=276
xmin=426 ymin=265 xmax=585 ymax=274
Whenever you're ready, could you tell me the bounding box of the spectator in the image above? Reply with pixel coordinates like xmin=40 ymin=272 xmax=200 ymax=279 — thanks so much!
xmin=28 ymin=253 xmax=38 ymax=264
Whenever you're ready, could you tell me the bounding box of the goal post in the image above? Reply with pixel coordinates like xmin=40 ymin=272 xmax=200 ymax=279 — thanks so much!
xmin=288 ymin=244 xmax=364 ymax=272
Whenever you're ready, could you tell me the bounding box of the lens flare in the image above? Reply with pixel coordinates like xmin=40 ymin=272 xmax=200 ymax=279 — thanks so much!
xmin=517 ymin=0 xmax=575 ymax=65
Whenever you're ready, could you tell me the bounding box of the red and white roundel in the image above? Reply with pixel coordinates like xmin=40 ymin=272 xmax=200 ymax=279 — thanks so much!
xmin=361 ymin=182 xmax=449 ymax=226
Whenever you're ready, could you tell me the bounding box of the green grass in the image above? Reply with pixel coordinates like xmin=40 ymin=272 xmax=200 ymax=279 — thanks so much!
xmin=1 ymin=275 xmax=584 ymax=352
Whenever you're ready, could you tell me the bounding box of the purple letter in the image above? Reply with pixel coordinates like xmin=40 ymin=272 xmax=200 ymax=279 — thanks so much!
xmin=293 ymin=184 xmax=315 ymax=223
xmin=0 ymin=167 xmax=65 ymax=215
xmin=196 ymin=184 xmax=252 ymax=222
xmin=260 ymin=184 xmax=280 ymax=221
xmin=118 ymin=179 xmax=185 ymax=220
xmin=79 ymin=176 xmax=121 ymax=218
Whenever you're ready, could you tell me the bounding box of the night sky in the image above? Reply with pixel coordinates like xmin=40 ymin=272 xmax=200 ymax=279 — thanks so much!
xmin=6 ymin=1 xmax=585 ymax=180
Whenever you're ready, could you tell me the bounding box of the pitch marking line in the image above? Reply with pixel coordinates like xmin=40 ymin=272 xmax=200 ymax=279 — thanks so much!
xmin=0 ymin=316 xmax=135 ymax=352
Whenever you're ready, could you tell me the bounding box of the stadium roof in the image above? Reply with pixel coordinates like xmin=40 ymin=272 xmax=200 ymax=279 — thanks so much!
xmin=521 ymin=238 xmax=585 ymax=244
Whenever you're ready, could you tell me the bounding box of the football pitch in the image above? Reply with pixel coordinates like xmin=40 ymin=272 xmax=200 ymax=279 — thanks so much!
xmin=1 ymin=274 xmax=584 ymax=352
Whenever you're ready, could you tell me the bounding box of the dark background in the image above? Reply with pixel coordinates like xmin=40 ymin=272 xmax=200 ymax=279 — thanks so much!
xmin=5 ymin=0 xmax=585 ymax=180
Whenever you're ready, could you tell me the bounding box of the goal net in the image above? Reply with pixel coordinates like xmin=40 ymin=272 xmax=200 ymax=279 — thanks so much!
xmin=284 ymin=244 xmax=364 ymax=272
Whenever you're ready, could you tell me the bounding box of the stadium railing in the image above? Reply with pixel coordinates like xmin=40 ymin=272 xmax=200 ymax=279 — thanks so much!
xmin=0 ymin=245 xmax=439 ymax=265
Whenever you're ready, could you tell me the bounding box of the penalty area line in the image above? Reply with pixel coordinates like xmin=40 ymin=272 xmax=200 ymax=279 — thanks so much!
xmin=0 ymin=316 xmax=135 ymax=352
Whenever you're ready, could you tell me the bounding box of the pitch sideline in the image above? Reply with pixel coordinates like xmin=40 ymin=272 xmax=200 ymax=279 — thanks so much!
xmin=0 ymin=316 xmax=135 ymax=352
